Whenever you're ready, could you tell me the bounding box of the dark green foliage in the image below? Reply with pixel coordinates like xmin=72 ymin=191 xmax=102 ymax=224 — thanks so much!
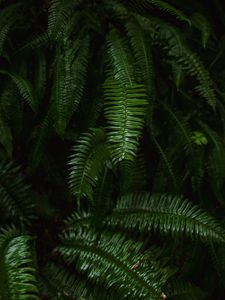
xmin=0 ymin=227 xmax=39 ymax=300
xmin=1 ymin=0 xmax=225 ymax=299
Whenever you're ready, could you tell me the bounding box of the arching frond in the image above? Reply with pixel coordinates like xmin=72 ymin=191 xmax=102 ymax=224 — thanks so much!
xmin=0 ymin=227 xmax=39 ymax=299
xmin=107 ymin=193 xmax=225 ymax=242
xmin=57 ymin=229 xmax=171 ymax=300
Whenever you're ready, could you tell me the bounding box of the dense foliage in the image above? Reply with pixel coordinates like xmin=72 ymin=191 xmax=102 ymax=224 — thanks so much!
xmin=1 ymin=0 xmax=225 ymax=299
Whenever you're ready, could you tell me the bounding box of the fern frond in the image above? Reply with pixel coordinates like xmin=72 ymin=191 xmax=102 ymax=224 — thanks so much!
xmin=126 ymin=19 xmax=155 ymax=100
xmin=52 ymin=36 xmax=89 ymax=135
xmin=0 ymin=70 xmax=38 ymax=112
xmin=0 ymin=162 xmax=35 ymax=224
xmin=106 ymin=30 xmax=136 ymax=86
xmin=125 ymin=0 xmax=191 ymax=24
xmin=104 ymin=76 xmax=147 ymax=164
xmin=107 ymin=192 xmax=225 ymax=242
xmin=152 ymin=20 xmax=216 ymax=109
xmin=42 ymin=263 xmax=120 ymax=300
xmin=0 ymin=24 xmax=11 ymax=55
xmin=191 ymin=12 xmax=211 ymax=48
xmin=146 ymin=0 xmax=191 ymax=24
xmin=57 ymin=229 xmax=170 ymax=300
xmin=68 ymin=128 xmax=109 ymax=201
xmin=48 ymin=0 xmax=74 ymax=40
xmin=0 ymin=227 xmax=39 ymax=299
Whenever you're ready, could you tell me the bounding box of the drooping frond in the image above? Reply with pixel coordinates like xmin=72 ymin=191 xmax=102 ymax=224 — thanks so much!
xmin=104 ymin=76 xmax=147 ymax=164
xmin=191 ymin=12 xmax=212 ymax=48
xmin=123 ymin=0 xmax=191 ymax=24
xmin=106 ymin=29 xmax=136 ymax=86
xmin=107 ymin=192 xmax=225 ymax=242
xmin=52 ymin=35 xmax=90 ymax=135
xmin=68 ymin=128 xmax=108 ymax=201
xmin=0 ymin=227 xmax=39 ymax=299
xmin=0 ymin=2 xmax=20 ymax=55
xmin=151 ymin=19 xmax=216 ymax=109
xmin=126 ymin=19 xmax=155 ymax=100
xmin=0 ymin=70 xmax=38 ymax=112
xmin=57 ymin=229 xmax=171 ymax=300
xmin=48 ymin=0 xmax=74 ymax=40
xmin=0 ymin=162 xmax=35 ymax=224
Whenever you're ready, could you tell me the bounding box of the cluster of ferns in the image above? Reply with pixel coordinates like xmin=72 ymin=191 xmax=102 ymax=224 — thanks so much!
xmin=1 ymin=0 xmax=225 ymax=299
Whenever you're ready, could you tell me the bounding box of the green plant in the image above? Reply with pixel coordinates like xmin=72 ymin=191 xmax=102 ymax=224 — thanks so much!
xmin=1 ymin=0 xmax=225 ymax=299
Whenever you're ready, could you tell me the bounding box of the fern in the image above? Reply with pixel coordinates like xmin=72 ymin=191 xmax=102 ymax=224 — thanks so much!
xmin=0 ymin=227 xmax=39 ymax=299
xmin=52 ymin=36 xmax=89 ymax=135
xmin=57 ymin=229 xmax=171 ymax=300
xmin=106 ymin=30 xmax=136 ymax=86
xmin=191 ymin=12 xmax=212 ymax=48
xmin=126 ymin=18 xmax=155 ymax=100
xmin=48 ymin=0 xmax=74 ymax=40
xmin=125 ymin=0 xmax=191 ymax=24
xmin=68 ymin=128 xmax=108 ymax=201
xmin=107 ymin=192 xmax=225 ymax=241
xmin=104 ymin=76 xmax=147 ymax=163
xmin=151 ymin=19 xmax=216 ymax=109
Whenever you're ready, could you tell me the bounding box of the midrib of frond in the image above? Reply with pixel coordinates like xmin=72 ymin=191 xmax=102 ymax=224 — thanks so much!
xmin=60 ymin=242 xmax=160 ymax=298
xmin=111 ymin=208 xmax=225 ymax=240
